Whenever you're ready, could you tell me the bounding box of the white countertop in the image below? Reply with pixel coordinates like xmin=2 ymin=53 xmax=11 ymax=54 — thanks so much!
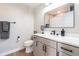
xmin=34 ymin=33 xmax=79 ymax=48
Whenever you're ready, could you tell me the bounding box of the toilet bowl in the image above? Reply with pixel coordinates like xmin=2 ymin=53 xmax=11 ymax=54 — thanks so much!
xmin=24 ymin=40 xmax=34 ymax=53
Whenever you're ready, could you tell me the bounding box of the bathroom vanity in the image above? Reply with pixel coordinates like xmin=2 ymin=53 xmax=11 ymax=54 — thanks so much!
xmin=33 ymin=35 xmax=56 ymax=56
xmin=33 ymin=33 xmax=79 ymax=56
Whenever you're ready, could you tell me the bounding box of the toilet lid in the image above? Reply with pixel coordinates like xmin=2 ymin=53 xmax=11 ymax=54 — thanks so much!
xmin=24 ymin=40 xmax=33 ymax=44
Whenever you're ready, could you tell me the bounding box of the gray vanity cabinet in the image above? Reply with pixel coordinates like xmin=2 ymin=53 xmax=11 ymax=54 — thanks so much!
xmin=33 ymin=36 xmax=45 ymax=56
xmin=33 ymin=35 xmax=79 ymax=56
xmin=33 ymin=36 xmax=57 ymax=56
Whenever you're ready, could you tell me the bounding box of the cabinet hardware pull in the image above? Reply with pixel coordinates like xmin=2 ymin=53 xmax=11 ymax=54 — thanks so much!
xmin=36 ymin=41 xmax=38 ymax=47
xmin=34 ymin=37 xmax=37 ymax=39
xmin=45 ymin=45 xmax=47 ymax=53
xmin=61 ymin=47 xmax=72 ymax=53
xmin=56 ymin=52 xmax=59 ymax=56
xmin=43 ymin=45 xmax=45 ymax=51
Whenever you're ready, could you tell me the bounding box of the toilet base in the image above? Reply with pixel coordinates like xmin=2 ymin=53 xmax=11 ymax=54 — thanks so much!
xmin=25 ymin=47 xmax=33 ymax=53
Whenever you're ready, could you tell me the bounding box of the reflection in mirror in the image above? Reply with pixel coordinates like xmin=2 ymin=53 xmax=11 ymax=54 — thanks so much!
xmin=44 ymin=3 xmax=74 ymax=28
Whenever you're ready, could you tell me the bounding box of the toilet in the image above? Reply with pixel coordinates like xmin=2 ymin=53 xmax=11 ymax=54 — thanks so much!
xmin=24 ymin=40 xmax=34 ymax=53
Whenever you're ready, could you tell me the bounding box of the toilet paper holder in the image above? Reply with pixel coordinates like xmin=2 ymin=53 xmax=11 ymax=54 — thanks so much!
xmin=16 ymin=36 xmax=20 ymax=42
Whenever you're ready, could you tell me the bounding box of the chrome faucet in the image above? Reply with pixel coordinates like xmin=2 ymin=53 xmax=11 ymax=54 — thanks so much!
xmin=50 ymin=30 xmax=55 ymax=35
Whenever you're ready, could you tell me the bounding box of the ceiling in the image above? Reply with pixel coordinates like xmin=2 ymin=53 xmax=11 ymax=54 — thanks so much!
xmin=24 ymin=3 xmax=41 ymax=8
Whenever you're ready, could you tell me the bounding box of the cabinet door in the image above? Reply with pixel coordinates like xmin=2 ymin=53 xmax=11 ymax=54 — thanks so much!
xmin=33 ymin=38 xmax=38 ymax=56
xmin=33 ymin=41 xmax=44 ymax=56
xmin=33 ymin=36 xmax=45 ymax=56
xmin=37 ymin=42 xmax=45 ymax=56
xmin=46 ymin=46 xmax=56 ymax=56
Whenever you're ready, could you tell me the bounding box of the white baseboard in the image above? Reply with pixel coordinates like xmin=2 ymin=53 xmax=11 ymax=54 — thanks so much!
xmin=0 ymin=47 xmax=24 ymax=56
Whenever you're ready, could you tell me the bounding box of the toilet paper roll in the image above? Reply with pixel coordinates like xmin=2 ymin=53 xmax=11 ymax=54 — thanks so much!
xmin=17 ymin=38 xmax=20 ymax=41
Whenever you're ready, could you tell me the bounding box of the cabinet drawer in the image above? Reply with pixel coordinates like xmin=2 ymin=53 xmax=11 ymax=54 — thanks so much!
xmin=37 ymin=37 xmax=46 ymax=44
xmin=58 ymin=43 xmax=79 ymax=56
xmin=46 ymin=39 xmax=56 ymax=49
xmin=33 ymin=36 xmax=46 ymax=44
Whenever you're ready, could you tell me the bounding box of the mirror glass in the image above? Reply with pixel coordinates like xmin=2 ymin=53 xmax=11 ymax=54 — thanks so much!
xmin=44 ymin=3 xmax=74 ymax=28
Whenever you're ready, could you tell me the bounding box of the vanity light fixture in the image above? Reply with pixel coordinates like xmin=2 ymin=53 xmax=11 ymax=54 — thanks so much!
xmin=57 ymin=11 xmax=61 ymax=14
xmin=56 ymin=11 xmax=64 ymax=16
xmin=59 ymin=13 xmax=65 ymax=16
xmin=45 ymin=3 xmax=52 ymax=6
xmin=57 ymin=10 xmax=65 ymax=14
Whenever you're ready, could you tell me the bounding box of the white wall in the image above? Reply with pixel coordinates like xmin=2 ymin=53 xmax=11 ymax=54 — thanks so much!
xmin=0 ymin=4 xmax=34 ymax=54
xmin=34 ymin=4 xmax=45 ymax=32
xmin=34 ymin=3 xmax=79 ymax=34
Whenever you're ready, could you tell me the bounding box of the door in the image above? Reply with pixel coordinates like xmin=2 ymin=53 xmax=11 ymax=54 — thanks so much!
xmin=46 ymin=46 xmax=56 ymax=56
